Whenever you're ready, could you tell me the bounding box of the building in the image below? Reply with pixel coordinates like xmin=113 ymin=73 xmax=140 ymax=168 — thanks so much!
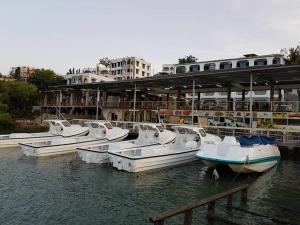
xmin=108 ymin=57 xmax=151 ymax=80
xmin=64 ymin=57 xmax=152 ymax=84
xmin=161 ymin=54 xmax=285 ymax=75
xmin=63 ymin=65 xmax=113 ymax=85
xmin=163 ymin=54 xmax=285 ymax=102
xmin=9 ymin=66 xmax=38 ymax=80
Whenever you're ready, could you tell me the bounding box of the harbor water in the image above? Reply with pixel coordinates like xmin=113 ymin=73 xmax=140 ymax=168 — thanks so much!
xmin=1 ymin=148 xmax=300 ymax=225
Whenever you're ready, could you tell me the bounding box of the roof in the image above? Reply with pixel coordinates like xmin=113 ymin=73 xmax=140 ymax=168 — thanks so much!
xmin=47 ymin=65 xmax=300 ymax=94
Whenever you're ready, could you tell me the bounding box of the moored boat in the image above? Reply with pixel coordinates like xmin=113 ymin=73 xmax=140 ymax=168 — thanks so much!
xmin=196 ymin=135 xmax=281 ymax=173
xmin=0 ymin=120 xmax=89 ymax=148
xmin=19 ymin=121 xmax=129 ymax=157
xmin=109 ymin=125 xmax=221 ymax=173
xmin=77 ymin=123 xmax=176 ymax=164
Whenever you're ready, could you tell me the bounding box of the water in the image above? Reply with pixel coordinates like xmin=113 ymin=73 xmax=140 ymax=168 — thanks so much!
xmin=0 ymin=148 xmax=300 ymax=225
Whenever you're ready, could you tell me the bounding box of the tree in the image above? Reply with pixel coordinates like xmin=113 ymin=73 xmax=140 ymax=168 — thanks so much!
xmin=99 ymin=57 xmax=111 ymax=67
xmin=0 ymin=80 xmax=38 ymax=118
xmin=178 ymin=55 xmax=198 ymax=64
xmin=285 ymin=46 xmax=300 ymax=65
xmin=27 ymin=69 xmax=66 ymax=89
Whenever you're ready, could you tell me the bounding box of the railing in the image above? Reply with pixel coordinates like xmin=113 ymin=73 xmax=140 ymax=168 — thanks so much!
xmin=39 ymin=100 xmax=299 ymax=112
xmin=149 ymin=184 xmax=250 ymax=225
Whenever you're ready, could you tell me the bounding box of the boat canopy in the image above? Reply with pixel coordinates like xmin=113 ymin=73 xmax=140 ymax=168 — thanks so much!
xmin=240 ymin=135 xmax=276 ymax=147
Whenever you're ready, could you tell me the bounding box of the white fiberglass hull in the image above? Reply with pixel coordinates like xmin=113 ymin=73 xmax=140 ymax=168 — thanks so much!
xmin=20 ymin=133 xmax=127 ymax=157
xmin=20 ymin=139 xmax=105 ymax=157
xmin=0 ymin=134 xmax=61 ymax=148
xmin=196 ymin=137 xmax=281 ymax=174
xmin=109 ymin=149 xmax=198 ymax=173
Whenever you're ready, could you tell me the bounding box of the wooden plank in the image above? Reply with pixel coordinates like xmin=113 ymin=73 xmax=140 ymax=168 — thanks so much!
xmin=183 ymin=210 xmax=193 ymax=225
xmin=149 ymin=184 xmax=250 ymax=222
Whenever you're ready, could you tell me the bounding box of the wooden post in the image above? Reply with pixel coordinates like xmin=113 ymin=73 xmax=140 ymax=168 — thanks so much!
xmin=207 ymin=201 xmax=215 ymax=218
xmin=241 ymin=189 xmax=247 ymax=201
xmin=154 ymin=220 xmax=164 ymax=225
xmin=227 ymin=194 xmax=233 ymax=208
xmin=184 ymin=209 xmax=193 ymax=225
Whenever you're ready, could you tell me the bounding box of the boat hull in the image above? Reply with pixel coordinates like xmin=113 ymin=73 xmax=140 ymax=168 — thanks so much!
xmin=110 ymin=150 xmax=198 ymax=173
xmin=229 ymin=159 xmax=280 ymax=173
xmin=21 ymin=139 xmax=106 ymax=157
xmin=0 ymin=135 xmax=61 ymax=148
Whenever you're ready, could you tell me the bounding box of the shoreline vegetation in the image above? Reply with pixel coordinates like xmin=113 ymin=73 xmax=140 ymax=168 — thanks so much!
xmin=0 ymin=69 xmax=65 ymax=133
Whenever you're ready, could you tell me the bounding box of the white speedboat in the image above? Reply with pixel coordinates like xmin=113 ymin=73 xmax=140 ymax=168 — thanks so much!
xmin=0 ymin=120 xmax=89 ymax=148
xmin=19 ymin=121 xmax=129 ymax=157
xmin=196 ymin=135 xmax=280 ymax=173
xmin=109 ymin=125 xmax=221 ymax=173
xmin=77 ymin=123 xmax=176 ymax=164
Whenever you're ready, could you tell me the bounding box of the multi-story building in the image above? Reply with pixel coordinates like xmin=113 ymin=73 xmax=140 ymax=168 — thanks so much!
xmin=108 ymin=57 xmax=151 ymax=80
xmin=161 ymin=54 xmax=284 ymax=75
xmin=162 ymin=54 xmax=285 ymax=101
xmin=9 ymin=66 xmax=38 ymax=80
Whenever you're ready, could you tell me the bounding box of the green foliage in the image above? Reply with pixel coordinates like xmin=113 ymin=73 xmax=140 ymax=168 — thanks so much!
xmin=0 ymin=112 xmax=14 ymax=129
xmin=0 ymin=80 xmax=37 ymax=118
xmin=178 ymin=55 xmax=198 ymax=64
xmin=285 ymin=46 xmax=300 ymax=65
xmin=27 ymin=69 xmax=66 ymax=89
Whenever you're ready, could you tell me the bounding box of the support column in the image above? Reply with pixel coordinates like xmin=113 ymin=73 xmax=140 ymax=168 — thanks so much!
xmin=242 ymin=90 xmax=246 ymax=111
xmin=227 ymin=85 xmax=232 ymax=111
xmin=270 ymin=84 xmax=274 ymax=111
xmin=96 ymin=87 xmax=100 ymax=120
xmin=278 ymin=88 xmax=282 ymax=101
xmin=85 ymin=90 xmax=89 ymax=106
xmin=133 ymin=83 xmax=137 ymax=122
xmin=177 ymin=88 xmax=182 ymax=109
xmin=192 ymin=79 xmax=195 ymax=124
xmin=166 ymin=93 xmax=169 ymax=109
xmin=197 ymin=91 xmax=201 ymax=109
xmin=70 ymin=92 xmax=74 ymax=106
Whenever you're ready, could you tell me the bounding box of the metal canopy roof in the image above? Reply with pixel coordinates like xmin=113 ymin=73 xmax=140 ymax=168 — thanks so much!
xmin=50 ymin=65 xmax=300 ymax=93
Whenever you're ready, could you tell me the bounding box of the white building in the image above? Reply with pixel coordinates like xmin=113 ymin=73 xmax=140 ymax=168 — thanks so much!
xmin=162 ymin=54 xmax=285 ymax=101
xmin=106 ymin=57 xmax=151 ymax=80
xmin=161 ymin=54 xmax=285 ymax=75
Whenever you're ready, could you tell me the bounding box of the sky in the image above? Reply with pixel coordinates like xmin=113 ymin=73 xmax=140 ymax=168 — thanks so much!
xmin=0 ymin=0 xmax=299 ymax=75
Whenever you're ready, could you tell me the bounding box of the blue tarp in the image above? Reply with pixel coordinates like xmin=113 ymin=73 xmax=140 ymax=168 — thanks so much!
xmin=239 ymin=135 xmax=276 ymax=147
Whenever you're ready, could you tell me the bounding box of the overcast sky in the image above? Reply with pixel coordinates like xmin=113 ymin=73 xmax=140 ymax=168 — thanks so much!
xmin=0 ymin=0 xmax=299 ymax=75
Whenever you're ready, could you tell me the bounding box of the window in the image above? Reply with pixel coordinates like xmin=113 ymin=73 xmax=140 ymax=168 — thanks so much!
xmin=127 ymin=76 xmax=130 ymax=79
xmin=204 ymin=63 xmax=215 ymax=71
xmin=127 ymin=69 xmax=130 ymax=73
xmin=163 ymin=67 xmax=169 ymax=71
xmin=189 ymin=64 xmax=200 ymax=72
xmin=147 ymin=73 xmax=150 ymax=77
xmin=254 ymin=58 xmax=267 ymax=66
xmin=219 ymin=62 xmax=232 ymax=70
xmin=136 ymin=69 xmax=139 ymax=74
xmin=117 ymin=62 xmax=121 ymax=67
xmin=62 ymin=121 xmax=71 ymax=127
xmin=177 ymin=127 xmax=186 ymax=134
xmin=147 ymin=66 xmax=150 ymax=70
xmin=176 ymin=66 xmax=186 ymax=74
xmin=156 ymin=125 xmax=164 ymax=132
xmin=142 ymin=64 xmax=145 ymax=69
xmin=104 ymin=123 xmax=113 ymax=129
xmin=140 ymin=125 xmax=147 ymax=130
xmin=100 ymin=70 xmax=108 ymax=75
xmin=254 ymin=90 xmax=267 ymax=95
xmin=199 ymin=129 xmax=206 ymax=137
xmin=127 ymin=59 xmax=131 ymax=64
xmin=142 ymin=71 xmax=145 ymax=76
xmin=273 ymin=57 xmax=281 ymax=65
xmin=136 ymin=61 xmax=140 ymax=67
xmin=237 ymin=60 xmax=249 ymax=68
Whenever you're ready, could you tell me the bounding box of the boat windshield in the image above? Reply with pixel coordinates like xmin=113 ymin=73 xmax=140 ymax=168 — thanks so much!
xmin=156 ymin=125 xmax=164 ymax=132
xmin=140 ymin=125 xmax=147 ymax=130
xmin=104 ymin=123 xmax=113 ymax=129
xmin=90 ymin=123 xmax=99 ymax=128
xmin=146 ymin=125 xmax=157 ymax=131
xmin=186 ymin=128 xmax=197 ymax=135
xmin=62 ymin=121 xmax=71 ymax=127
xmin=177 ymin=127 xmax=186 ymax=134
xmin=199 ymin=129 xmax=206 ymax=137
